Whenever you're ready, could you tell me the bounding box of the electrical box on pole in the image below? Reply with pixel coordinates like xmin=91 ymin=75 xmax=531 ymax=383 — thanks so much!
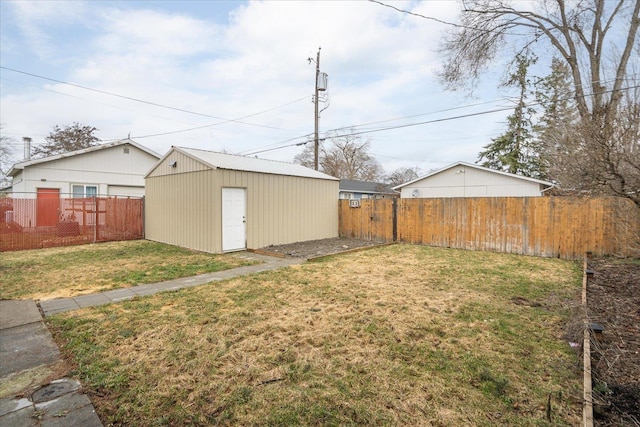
xmin=317 ymin=72 xmax=328 ymax=91
xmin=309 ymin=47 xmax=328 ymax=171
xmin=313 ymin=48 xmax=321 ymax=171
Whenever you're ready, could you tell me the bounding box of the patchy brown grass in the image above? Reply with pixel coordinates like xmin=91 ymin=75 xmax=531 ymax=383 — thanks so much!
xmin=49 ymin=244 xmax=583 ymax=426
xmin=0 ymin=240 xmax=253 ymax=300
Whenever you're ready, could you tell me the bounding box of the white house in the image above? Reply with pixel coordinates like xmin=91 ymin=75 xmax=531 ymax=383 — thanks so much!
xmin=8 ymin=138 xmax=160 ymax=198
xmin=6 ymin=139 xmax=160 ymax=228
xmin=394 ymin=161 xmax=554 ymax=198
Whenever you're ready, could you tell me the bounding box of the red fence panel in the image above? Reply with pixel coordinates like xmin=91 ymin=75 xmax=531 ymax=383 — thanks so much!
xmin=0 ymin=194 xmax=144 ymax=252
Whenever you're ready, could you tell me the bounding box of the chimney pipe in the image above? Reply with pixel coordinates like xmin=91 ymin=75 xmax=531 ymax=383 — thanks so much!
xmin=23 ymin=137 xmax=32 ymax=160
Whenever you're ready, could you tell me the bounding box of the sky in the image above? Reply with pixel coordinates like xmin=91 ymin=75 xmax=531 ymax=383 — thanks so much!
xmin=0 ymin=0 xmax=521 ymax=177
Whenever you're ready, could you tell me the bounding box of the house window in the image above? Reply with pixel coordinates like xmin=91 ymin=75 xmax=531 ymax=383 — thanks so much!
xmin=72 ymin=185 xmax=98 ymax=198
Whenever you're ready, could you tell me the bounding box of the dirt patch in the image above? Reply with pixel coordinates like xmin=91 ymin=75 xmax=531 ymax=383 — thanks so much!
xmin=256 ymin=237 xmax=390 ymax=259
xmin=587 ymin=259 xmax=640 ymax=426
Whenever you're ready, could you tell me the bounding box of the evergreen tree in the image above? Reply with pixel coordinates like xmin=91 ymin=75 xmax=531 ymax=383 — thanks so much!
xmin=533 ymin=58 xmax=579 ymax=184
xmin=478 ymin=53 xmax=542 ymax=178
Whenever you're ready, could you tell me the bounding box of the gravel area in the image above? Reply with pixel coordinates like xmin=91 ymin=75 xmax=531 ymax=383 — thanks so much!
xmin=257 ymin=237 xmax=389 ymax=259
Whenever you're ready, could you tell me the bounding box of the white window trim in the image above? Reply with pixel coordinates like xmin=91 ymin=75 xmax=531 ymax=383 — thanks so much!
xmin=71 ymin=184 xmax=99 ymax=198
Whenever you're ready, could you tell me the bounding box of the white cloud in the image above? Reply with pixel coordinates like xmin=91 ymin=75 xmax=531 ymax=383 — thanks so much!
xmin=7 ymin=0 xmax=89 ymax=60
xmin=1 ymin=0 xmax=511 ymax=174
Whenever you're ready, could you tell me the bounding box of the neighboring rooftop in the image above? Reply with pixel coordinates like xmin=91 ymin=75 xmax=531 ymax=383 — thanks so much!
xmin=393 ymin=161 xmax=554 ymax=190
xmin=8 ymin=139 xmax=160 ymax=177
xmin=339 ymin=179 xmax=396 ymax=195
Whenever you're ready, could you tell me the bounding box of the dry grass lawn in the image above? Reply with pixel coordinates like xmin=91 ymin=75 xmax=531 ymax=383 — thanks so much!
xmin=0 ymin=240 xmax=253 ymax=300
xmin=45 ymin=244 xmax=585 ymax=426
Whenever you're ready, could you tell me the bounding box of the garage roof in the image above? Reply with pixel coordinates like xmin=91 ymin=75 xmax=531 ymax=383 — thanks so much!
xmin=154 ymin=147 xmax=339 ymax=180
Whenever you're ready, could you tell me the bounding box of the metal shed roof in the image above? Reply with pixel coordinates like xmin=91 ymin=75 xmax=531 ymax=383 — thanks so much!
xmin=152 ymin=147 xmax=339 ymax=181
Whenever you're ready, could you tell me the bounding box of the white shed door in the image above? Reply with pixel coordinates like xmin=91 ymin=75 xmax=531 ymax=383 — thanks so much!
xmin=222 ymin=188 xmax=246 ymax=252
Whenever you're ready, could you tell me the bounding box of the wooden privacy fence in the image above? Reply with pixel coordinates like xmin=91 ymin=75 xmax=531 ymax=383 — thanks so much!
xmin=339 ymin=197 xmax=640 ymax=260
xmin=0 ymin=195 xmax=144 ymax=252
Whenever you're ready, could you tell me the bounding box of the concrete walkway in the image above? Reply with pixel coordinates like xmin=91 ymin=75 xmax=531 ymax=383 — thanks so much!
xmin=40 ymin=251 xmax=304 ymax=317
xmin=1 ymin=251 xmax=304 ymax=426
xmin=0 ymin=300 xmax=103 ymax=426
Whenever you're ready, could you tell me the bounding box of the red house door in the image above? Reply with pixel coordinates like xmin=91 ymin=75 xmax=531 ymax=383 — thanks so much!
xmin=37 ymin=188 xmax=60 ymax=226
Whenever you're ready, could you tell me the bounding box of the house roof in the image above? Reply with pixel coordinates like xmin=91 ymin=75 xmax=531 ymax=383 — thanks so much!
xmin=8 ymin=139 xmax=161 ymax=177
xmin=339 ymin=179 xmax=396 ymax=194
xmin=392 ymin=161 xmax=555 ymax=190
xmin=150 ymin=146 xmax=339 ymax=181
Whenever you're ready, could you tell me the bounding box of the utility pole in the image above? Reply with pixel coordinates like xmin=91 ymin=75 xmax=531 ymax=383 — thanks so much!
xmin=313 ymin=47 xmax=321 ymax=171
xmin=309 ymin=47 xmax=328 ymax=171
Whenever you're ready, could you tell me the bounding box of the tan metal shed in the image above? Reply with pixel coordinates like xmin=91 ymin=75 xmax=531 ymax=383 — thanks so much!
xmin=144 ymin=147 xmax=339 ymax=253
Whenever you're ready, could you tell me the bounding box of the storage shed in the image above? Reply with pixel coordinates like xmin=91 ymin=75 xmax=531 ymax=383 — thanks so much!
xmin=394 ymin=161 xmax=554 ymax=198
xmin=145 ymin=147 xmax=339 ymax=253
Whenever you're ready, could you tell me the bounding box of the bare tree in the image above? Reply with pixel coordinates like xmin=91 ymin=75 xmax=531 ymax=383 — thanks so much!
xmin=0 ymin=127 xmax=16 ymax=187
xmin=294 ymin=131 xmax=384 ymax=181
xmin=385 ymin=166 xmax=421 ymax=187
xmin=33 ymin=122 xmax=101 ymax=158
xmin=551 ymin=91 xmax=640 ymax=205
xmin=441 ymin=0 xmax=638 ymax=122
xmin=439 ymin=0 xmax=639 ymax=204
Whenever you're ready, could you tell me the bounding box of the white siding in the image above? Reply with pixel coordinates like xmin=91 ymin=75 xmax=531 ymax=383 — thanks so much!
xmin=400 ymin=165 xmax=545 ymax=198
xmin=107 ymin=185 xmax=145 ymax=197
xmin=10 ymin=144 xmax=158 ymax=196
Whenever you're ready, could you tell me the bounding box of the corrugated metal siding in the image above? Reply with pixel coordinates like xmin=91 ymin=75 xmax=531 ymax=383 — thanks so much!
xmin=145 ymin=170 xmax=219 ymax=253
xmin=147 ymin=150 xmax=210 ymax=178
xmin=145 ymin=167 xmax=338 ymax=253
xmin=222 ymin=169 xmax=338 ymax=250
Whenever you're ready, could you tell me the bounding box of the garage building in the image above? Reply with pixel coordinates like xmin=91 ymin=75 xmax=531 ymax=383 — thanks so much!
xmin=145 ymin=147 xmax=339 ymax=253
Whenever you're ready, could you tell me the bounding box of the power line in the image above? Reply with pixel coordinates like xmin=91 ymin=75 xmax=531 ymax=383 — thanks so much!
xmin=131 ymin=96 xmax=309 ymax=139
xmin=0 ymin=75 xmax=200 ymax=127
xmin=330 ymin=97 xmax=520 ymax=133
xmin=368 ymin=0 xmax=529 ymax=36
xmin=0 ymin=66 xmax=287 ymax=130
xmin=243 ymin=106 xmax=513 ymax=156
xmin=241 ymin=98 xmax=524 ymax=156
xmin=241 ymin=83 xmax=640 ymax=156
